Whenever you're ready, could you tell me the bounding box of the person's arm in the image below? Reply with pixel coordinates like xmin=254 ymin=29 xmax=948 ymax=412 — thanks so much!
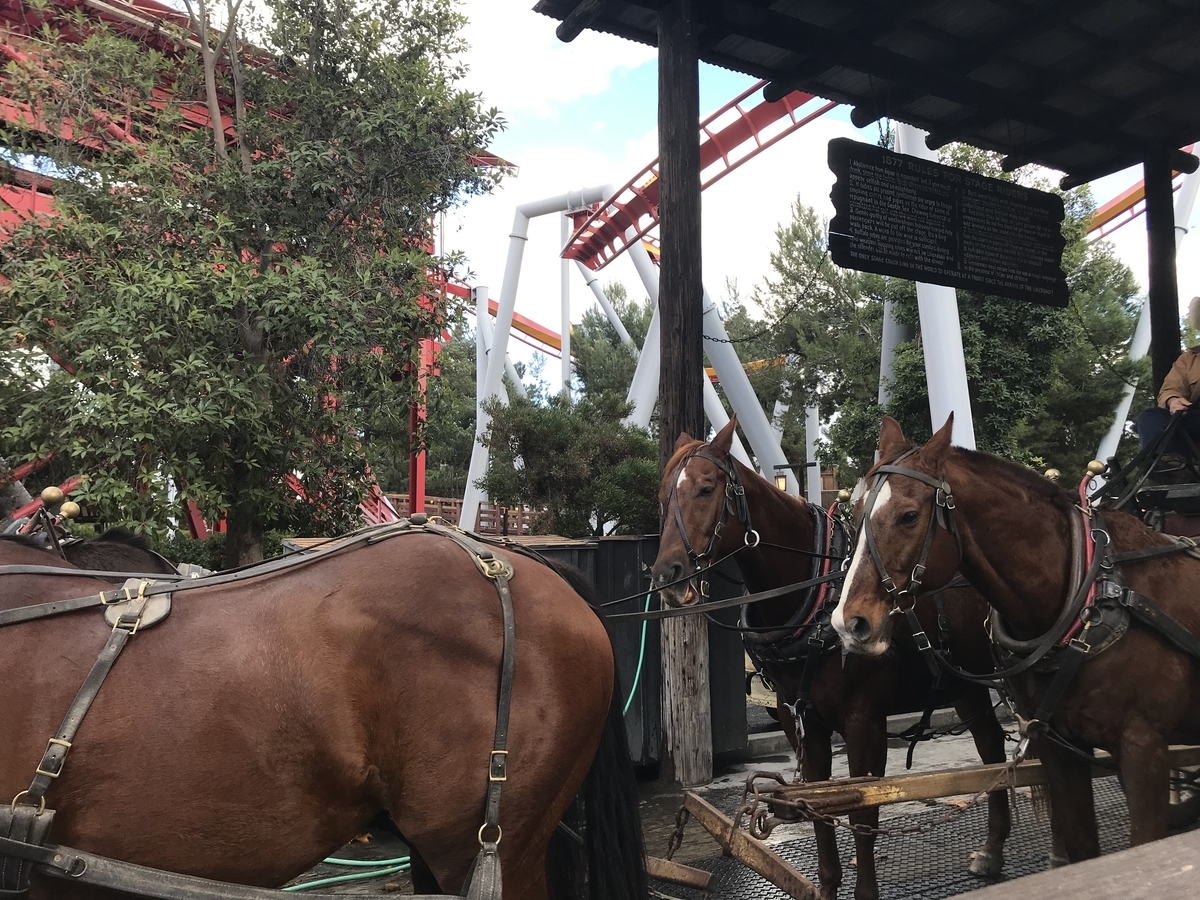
xmin=1158 ymin=354 xmax=1194 ymax=412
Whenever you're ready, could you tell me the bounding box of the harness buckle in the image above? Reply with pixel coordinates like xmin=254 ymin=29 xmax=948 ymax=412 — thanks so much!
xmin=1068 ymin=635 xmax=1092 ymax=654
xmin=936 ymin=487 xmax=955 ymax=510
xmin=488 ymin=750 xmax=508 ymax=782
xmin=881 ymin=575 xmax=898 ymax=596
xmin=912 ymin=629 xmax=932 ymax=652
xmin=910 ymin=563 xmax=926 ymax=587
xmin=34 ymin=737 xmax=72 ymax=779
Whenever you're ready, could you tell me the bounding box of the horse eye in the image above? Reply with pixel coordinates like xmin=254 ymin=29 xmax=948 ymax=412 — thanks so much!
xmin=899 ymin=510 xmax=919 ymax=526
xmin=698 ymin=485 xmax=715 ymax=497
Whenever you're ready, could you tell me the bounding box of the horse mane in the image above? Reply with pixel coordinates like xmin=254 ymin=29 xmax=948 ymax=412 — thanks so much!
xmin=872 ymin=439 xmax=1078 ymax=516
xmin=0 ymin=533 xmax=45 ymax=549
xmin=94 ymin=526 xmax=155 ymax=552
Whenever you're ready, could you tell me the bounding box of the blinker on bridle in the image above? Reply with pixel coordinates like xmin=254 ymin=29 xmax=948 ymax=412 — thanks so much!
xmin=861 ymin=448 xmax=963 ymax=616
xmin=668 ymin=448 xmax=760 ymax=597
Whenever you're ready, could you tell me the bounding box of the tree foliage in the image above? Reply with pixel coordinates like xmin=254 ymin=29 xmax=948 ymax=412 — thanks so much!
xmin=479 ymin=391 xmax=659 ymax=538
xmin=0 ymin=0 xmax=501 ymax=562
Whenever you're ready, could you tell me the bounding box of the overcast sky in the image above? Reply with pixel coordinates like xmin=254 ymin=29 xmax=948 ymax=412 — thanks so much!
xmin=446 ymin=0 xmax=1199 ymax=373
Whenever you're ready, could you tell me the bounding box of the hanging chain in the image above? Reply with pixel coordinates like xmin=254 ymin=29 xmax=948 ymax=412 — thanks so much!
xmin=665 ymin=805 xmax=691 ymax=861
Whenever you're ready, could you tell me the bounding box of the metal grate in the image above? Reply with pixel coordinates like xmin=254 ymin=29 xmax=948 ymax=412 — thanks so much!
xmin=653 ymin=776 xmax=1192 ymax=900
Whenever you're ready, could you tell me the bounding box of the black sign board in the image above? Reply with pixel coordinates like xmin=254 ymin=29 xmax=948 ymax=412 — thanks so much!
xmin=828 ymin=138 xmax=1068 ymax=307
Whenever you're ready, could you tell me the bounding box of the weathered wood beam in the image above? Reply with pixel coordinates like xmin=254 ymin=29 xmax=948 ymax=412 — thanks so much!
xmin=555 ymin=0 xmax=611 ymax=43
xmin=710 ymin=1 xmax=1192 ymax=170
xmin=683 ymin=793 xmax=819 ymax=900
xmin=657 ymin=0 xmax=710 ymax=790
xmin=1145 ymin=148 xmax=1183 ymax=395
xmin=645 ymin=856 xmax=719 ymax=892
xmin=764 ymin=746 xmax=1200 ymax=815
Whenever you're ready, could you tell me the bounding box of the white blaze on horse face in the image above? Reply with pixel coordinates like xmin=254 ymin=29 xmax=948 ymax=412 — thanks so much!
xmin=832 ymin=481 xmax=892 ymax=649
xmin=675 ymin=463 xmax=691 ymax=493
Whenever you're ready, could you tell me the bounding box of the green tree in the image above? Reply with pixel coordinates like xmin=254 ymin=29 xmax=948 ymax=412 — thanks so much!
xmin=479 ymin=392 xmax=659 ymax=538
xmin=0 ymin=0 xmax=501 ymax=563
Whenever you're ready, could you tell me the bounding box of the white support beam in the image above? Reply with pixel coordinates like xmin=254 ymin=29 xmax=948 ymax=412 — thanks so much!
xmin=560 ymin=213 xmax=572 ymax=397
xmin=1096 ymin=166 xmax=1200 ymax=466
xmin=896 ymin=123 xmax=977 ymax=450
xmin=576 ymin=260 xmax=636 ymax=351
xmin=805 ymin=406 xmax=824 ymax=503
xmin=460 ymin=186 xmax=610 ymax=530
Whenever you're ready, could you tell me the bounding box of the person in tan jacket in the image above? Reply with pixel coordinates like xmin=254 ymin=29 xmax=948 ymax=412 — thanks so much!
xmin=1136 ymin=296 xmax=1200 ymax=463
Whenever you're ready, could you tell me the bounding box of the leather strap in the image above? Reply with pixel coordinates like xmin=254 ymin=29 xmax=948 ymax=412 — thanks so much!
xmin=1031 ymin=634 xmax=1091 ymax=726
xmin=24 ymin=591 xmax=148 ymax=807
xmin=605 ymin=570 xmax=846 ymax=622
xmin=0 ymin=565 xmax=187 ymax=580
xmin=0 ymin=835 xmax=441 ymax=899
xmin=1117 ymin=588 xmax=1200 ymax=659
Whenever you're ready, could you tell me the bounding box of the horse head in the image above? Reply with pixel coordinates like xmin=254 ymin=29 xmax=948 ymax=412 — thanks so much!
xmin=833 ymin=414 xmax=962 ymax=655
xmin=649 ymin=417 xmax=748 ymax=608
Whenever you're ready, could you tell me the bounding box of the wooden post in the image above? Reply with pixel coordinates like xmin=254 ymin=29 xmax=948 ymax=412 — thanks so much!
xmin=657 ymin=0 xmax=711 ymax=787
xmin=1144 ymin=149 xmax=1182 ymax=394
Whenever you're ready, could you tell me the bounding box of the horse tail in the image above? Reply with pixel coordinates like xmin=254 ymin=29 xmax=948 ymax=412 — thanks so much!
xmin=537 ymin=557 xmax=649 ymax=900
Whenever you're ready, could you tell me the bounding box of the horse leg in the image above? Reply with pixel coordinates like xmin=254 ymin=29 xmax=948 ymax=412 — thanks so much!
xmin=954 ymin=686 xmax=1009 ymax=876
xmin=844 ymin=714 xmax=887 ymax=900
xmin=1116 ymin=718 xmax=1170 ymax=847
xmin=1036 ymin=736 xmax=1099 ymax=864
xmin=801 ymin=717 xmax=841 ymax=900
xmin=407 ymin=847 xmax=443 ymax=895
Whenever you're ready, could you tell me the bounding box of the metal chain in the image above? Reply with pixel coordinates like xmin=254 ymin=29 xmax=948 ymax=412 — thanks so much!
xmin=665 ymin=805 xmax=691 ymax=861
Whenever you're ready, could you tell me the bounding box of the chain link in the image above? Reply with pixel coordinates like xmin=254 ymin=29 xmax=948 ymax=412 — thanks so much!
xmin=665 ymin=805 xmax=690 ymax=861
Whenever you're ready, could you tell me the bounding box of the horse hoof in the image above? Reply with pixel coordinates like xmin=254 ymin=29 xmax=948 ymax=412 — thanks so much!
xmin=968 ymin=850 xmax=1003 ymax=876
xmin=1047 ymin=853 xmax=1069 ymax=869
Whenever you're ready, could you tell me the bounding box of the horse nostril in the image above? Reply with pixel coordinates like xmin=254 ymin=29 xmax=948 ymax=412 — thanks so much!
xmin=847 ymin=615 xmax=873 ymax=642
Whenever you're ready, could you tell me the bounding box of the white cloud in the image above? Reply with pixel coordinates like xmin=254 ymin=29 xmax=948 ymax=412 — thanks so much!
xmin=457 ymin=1 xmax=655 ymax=121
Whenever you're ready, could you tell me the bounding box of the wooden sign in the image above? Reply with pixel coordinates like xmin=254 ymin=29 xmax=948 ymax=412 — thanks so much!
xmin=828 ymin=138 xmax=1068 ymax=307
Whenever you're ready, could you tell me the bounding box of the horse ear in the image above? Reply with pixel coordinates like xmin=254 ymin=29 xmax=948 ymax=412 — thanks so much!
xmin=878 ymin=415 xmax=907 ymax=460
xmin=711 ymin=415 xmax=738 ymax=454
xmin=674 ymin=431 xmax=694 ymax=452
xmin=924 ymin=413 xmax=955 ymax=470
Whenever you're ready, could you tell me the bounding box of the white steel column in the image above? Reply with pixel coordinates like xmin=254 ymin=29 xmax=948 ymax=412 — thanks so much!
xmin=702 ymin=290 xmax=798 ymax=493
xmin=878 ymin=298 xmax=914 ymax=406
xmin=461 ymin=186 xmax=610 ymax=529
xmin=1096 ymin=166 xmax=1200 ymax=464
xmin=576 ymin=260 xmax=636 ymax=350
xmin=805 ymin=406 xmax=823 ymax=502
xmin=560 ymin=214 xmax=572 ymax=396
xmin=474 ymin=285 xmax=488 ymax=403
xmin=624 ymin=236 xmax=750 ymax=464
xmin=896 ymin=123 xmax=977 ymax=449
xmin=624 ymin=233 xmax=663 ymax=428
xmin=474 ymin=303 xmax=523 ymax=398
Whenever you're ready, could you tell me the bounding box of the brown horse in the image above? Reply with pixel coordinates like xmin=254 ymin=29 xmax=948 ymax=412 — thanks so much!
xmin=834 ymin=414 xmax=1200 ymax=863
xmin=0 ymin=526 xmax=646 ymax=900
xmin=649 ymin=419 xmax=1010 ymax=900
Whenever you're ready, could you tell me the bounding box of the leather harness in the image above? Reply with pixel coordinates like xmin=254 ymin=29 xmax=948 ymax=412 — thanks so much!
xmin=858 ymin=453 xmax=1200 ymax=759
xmin=0 ymin=516 xmax=516 ymax=900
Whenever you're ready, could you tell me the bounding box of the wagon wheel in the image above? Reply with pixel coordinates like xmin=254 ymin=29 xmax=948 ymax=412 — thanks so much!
xmin=1168 ymin=767 xmax=1200 ymax=830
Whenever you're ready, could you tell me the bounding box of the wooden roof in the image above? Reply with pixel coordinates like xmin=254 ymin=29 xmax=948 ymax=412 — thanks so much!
xmin=534 ymin=0 xmax=1200 ymax=187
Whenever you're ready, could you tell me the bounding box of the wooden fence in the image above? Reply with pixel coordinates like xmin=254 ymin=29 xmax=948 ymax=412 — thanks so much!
xmin=383 ymin=495 xmax=539 ymax=536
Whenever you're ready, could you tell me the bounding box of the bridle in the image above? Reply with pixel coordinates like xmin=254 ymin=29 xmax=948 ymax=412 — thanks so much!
xmin=666 ymin=447 xmax=759 ymax=597
xmin=860 ymin=448 xmax=963 ymax=616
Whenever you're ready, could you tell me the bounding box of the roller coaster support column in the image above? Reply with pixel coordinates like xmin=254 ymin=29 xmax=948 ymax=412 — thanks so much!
xmin=575 ymin=261 xmax=635 ymax=350
xmin=897 ymin=124 xmax=977 ymax=449
xmin=626 ymin=232 xmax=751 ymax=467
xmin=625 ymin=231 xmax=662 ymax=428
xmin=702 ymin=291 xmax=796 ymax=493
xmin=805 ymin=406 xmax=823 ymax=502
xmin=460 ymin=187 xmax=608 ymax=531
xmin=658 ymin=0 xmax=710 ymax=788
xmin=1096 ymin=165 xmax=1199 ymax=465
xmin=878 ymin=298 xmax=913 ymax=407
xmin=1145 ymin=149 xmax=1187 ymax=394
xmin=561 ymin=213 xmax=572 ymax=397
